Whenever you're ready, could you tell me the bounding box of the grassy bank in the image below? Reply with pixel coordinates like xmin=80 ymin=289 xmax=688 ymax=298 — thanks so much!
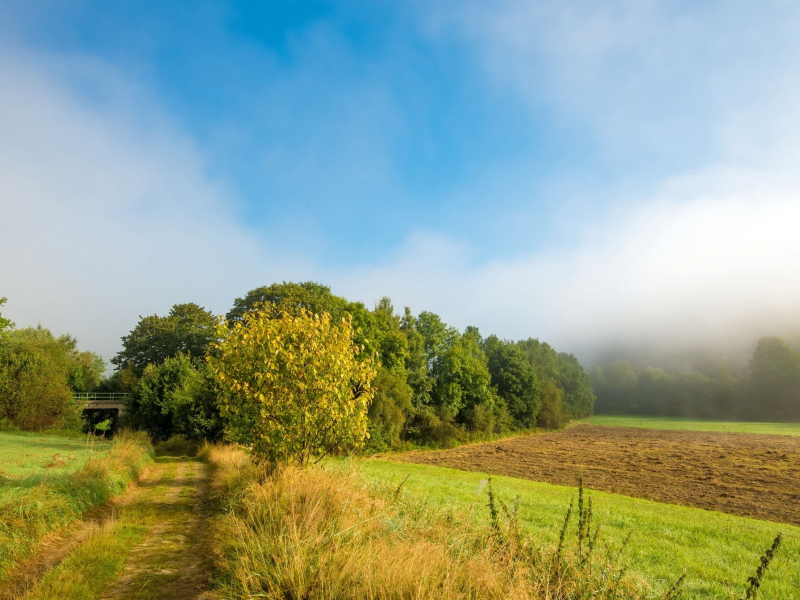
xmin=0 ymin=431 xmax=153 ymax=583
xmin=582 ymin=415 xmax=800 ymax=436
xmin=204 ymin=444 xmax=664 ymax=599
xmin=353 ymin=459 xmax=799 ymax=599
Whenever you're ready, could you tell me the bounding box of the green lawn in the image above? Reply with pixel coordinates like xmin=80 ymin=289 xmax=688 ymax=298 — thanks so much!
xmin=580 ymin=415 xmax=800 ymax=436
xmin=0 ymin=431 xmax=107 ymax=479
xmin=0 ymin=431 xmax=151 ymax=583
xmin=351 ymin=459 xmax=799 ymax=599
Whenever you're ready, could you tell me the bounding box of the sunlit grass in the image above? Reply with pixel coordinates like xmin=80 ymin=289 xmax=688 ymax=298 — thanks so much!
xmin=205 ymin=444 xmax=651 ymax=600
xmin=23 ymin=457 xmax=203 ymax=600
xmin=0 ymin=431 xmax=107 ymax=479
xmin=581 ymin=415 xmax=800 ymax=436
xmin=350 ymin=459 xmax=800 ymax=599
xmin=0 ymin=431 xmax=152 ymax=583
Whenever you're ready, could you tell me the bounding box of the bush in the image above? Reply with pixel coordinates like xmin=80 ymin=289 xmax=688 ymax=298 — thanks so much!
xmin=0 ymin=418 xmax=20 ymax=433
xmin=0 ymin=327 xmax=104 ymax=431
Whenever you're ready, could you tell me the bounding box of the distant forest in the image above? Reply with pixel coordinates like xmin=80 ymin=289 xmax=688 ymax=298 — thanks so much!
xmin=591 ymin=336 xmax=800 ymax=421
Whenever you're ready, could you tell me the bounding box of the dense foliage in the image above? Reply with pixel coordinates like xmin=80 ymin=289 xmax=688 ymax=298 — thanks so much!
xmin=126 ymin=354 xmax=223 ymax=441
xmin=105 ymin=282 xmax=595 ymax=448
xmin=209 ymin=307 xmax=376 ymax=465
xmin=0 ymin=326 xmax=104 ymax=430
xmin=111 ymin=303 xmax=218 ymax=375
xmin=0 ymin=284 xmax=595 ymax=443
xmin=592 ymin=336 xmax=800 ymax=421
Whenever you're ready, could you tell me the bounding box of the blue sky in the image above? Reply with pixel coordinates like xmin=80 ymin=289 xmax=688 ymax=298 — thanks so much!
xmin=2 ymin=1 xmax=800 ymax=363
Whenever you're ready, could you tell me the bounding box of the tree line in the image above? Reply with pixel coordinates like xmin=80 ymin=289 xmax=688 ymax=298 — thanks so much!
xmin=102 ymin=281 xmax=595 ymax=447
xmin=591 ymin=336 xmax=800 ymax=421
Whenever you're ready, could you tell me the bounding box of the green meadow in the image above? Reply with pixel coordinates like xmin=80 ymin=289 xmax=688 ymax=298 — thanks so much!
xmin=0 ymin=431 xmax=106 ymax=479
xmin=350 ymin=459 xmax=800 ymax=599
xmin=580 ymin=415 xmax=800 ymax=436
xmin=0 ymin=431 xmax=152 ymax=584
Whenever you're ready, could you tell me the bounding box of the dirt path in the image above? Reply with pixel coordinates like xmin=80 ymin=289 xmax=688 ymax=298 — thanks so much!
xmin=99 ymin=457 xmax=213 ymax=600
xmin=6 ymin=456 xmax=215 ymax=600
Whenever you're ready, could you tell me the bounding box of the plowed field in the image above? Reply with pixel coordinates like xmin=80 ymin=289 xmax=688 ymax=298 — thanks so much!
xmin=393 ymin=424 xmax=800 ymax=525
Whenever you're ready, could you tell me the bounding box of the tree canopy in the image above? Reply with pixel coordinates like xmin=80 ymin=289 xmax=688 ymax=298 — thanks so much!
xmin=484 ymin=335 xmax=541 ymax=428
xmin=0 ymin=297 xmax=13 ymax=335
xmin=112 ymin=303 xmax=218 ymax=375
xmin=209 ymin=307 xmax=376 ymax=466
xmin=0 ymin=326 xmax=104 ymax=430
xmin=128 ymin=354 xmax=223 ymax=442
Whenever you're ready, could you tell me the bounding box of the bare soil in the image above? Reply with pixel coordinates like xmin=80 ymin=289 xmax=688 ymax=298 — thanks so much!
xmin=393 ymin=424 xmax=800 ymax=525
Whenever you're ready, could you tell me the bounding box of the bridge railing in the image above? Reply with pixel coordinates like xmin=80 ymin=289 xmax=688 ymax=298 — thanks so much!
xmin=74 ymin=393 xmax=131 ymax=403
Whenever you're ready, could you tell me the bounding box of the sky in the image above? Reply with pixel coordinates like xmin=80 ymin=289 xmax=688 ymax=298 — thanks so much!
xmin=2 ymin=0 xmax=800 ymax=367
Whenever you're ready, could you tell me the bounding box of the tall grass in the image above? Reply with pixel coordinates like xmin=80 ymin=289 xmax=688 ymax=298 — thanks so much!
xmin=0 ymin=431 xmax=153 ymax=582
xmin=203 ymin=444 xmax=650 ymax=599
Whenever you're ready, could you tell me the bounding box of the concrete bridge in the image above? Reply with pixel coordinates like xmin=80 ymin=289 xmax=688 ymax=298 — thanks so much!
xmin=75 ymin=393 xmax=130 ymax=430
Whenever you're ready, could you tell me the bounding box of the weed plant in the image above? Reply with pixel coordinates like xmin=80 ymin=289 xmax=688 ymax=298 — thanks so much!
xmin=0 ymin=431 xmax=153 ymax=582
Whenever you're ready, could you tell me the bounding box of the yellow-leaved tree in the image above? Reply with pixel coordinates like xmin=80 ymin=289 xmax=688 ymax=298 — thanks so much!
xmin=208 ymin=307 xmax=376 ymax=466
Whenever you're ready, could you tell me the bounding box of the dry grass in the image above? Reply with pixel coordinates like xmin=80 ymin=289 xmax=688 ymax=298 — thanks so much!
xmin=202 ymin=444 xmax=650 ymax=600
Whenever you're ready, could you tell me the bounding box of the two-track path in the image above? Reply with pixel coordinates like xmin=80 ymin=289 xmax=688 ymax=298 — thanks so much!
xmin=1 ymin=456 xmax=214 ymax=600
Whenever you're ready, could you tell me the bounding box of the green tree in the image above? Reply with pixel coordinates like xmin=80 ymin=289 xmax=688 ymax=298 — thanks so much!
xmin=226 ymin=281 xmax=348 ymax=323
xmin=366 ymin=368 xmax=413 ymax=450
xmin=518 ymin=338 xmax=594 ymax=418
xmin=484 ymin=335 xmax=541 ymax=428
xmin=555 ymin=352 xmax=595 ymax=418
xmin=112 ymin=303 xmax=218 ymax=375
xmin=209 ymin=307 xmax=376 ymax=466
xmin=128 ymin=354 xmax=223 ymax=441
xmin=431 ymin=326 xmax=496 ymax=430
xmin=371 ymin=297 xmax=409 ymax=377
xmin=227 ymin=282 xmax=385 ymax=360
xmin=747 ymin=336 xmax=800 ymax=420
xmin=0 ymin=327 xmax=91 ymax=430
xmin=0 ymin=297 xmax=13 ymax=336
xmin=537 ymin=379 xmax=565 ymax=429
xmin=400 ymin=308 xmax=433 ymax=409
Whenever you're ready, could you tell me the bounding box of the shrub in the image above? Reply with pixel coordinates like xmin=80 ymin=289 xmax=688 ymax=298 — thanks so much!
xmin=0 ymin=327 xmax=104 ymax=431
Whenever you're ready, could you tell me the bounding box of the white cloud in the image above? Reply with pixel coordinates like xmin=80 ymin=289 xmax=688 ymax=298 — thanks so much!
xmin=0 ymin=50 xmax=307 ymax=362
xmin=338 ymin=169 xmax=800 ymax=364
xmin=3 ymin=7 xmax=800 ymax=374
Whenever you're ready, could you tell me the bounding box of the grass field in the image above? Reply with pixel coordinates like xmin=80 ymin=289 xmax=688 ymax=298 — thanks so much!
xmin=0 ymin=431 xmax=107 ymax=479
xmin=394 ymin=424 xmax=800 ymax=526
xmin=582 ymin=415 xmax=800 ymax=436
xmin=0 ymin=431 xmax=152 ymax=585
xmin=351 ymin=459 xmax=800 ymax=599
